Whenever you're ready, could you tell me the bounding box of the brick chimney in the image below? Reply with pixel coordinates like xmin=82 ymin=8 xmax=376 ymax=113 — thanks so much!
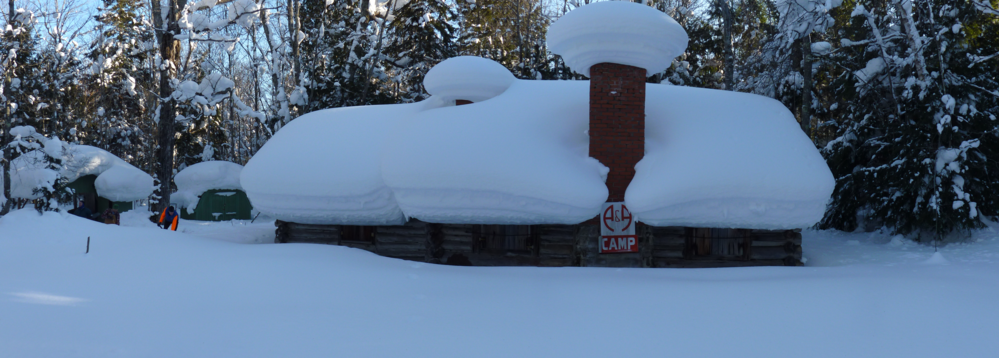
xmin=546 ymin=1 xmax=688 ymax=205
xmin=588 ymin=63 xmax=646 ymax=202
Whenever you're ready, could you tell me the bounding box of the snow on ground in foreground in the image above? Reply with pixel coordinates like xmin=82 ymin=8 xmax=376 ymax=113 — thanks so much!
xmin=2 ymin=209 xmax=999 ymax=358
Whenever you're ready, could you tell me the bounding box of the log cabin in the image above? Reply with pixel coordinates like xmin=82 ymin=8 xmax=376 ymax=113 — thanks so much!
xmin=241 ymin=2 xmax=835 ymax=268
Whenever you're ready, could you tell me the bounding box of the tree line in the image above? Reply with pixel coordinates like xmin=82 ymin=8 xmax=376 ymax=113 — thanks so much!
xmin=0 ymin=0 xmax=997 ymax=240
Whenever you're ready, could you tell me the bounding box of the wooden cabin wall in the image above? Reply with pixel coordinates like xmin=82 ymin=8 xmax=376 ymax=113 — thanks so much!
xmin=275 ymin=220 xmax=802 ymax=267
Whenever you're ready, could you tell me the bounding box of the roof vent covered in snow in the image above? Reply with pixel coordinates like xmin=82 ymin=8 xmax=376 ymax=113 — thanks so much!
xmin=423 ymin=56 xmax=516 ymax=103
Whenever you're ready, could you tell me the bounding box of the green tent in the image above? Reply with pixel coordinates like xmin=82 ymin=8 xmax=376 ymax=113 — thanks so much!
xmin=179 ymin=189 xmax=253 ymax=221
xmin=66 ymin=175 xmax=134 ymax=213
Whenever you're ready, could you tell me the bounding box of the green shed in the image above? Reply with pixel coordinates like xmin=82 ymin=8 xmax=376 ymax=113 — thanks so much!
xmin=67 ymin=174 xmax=135 ymax=213
xmin=179 ymin=189 xmax=253 ymax=221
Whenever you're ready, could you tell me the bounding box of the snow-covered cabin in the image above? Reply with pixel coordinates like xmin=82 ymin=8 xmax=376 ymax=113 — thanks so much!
xmin=241 ymin=2 xmax=835 ymax=267
xmin=174 ymin=161 xmax=253 ymax=221
xmin=5 ymin=144 xmax=154 ymax=213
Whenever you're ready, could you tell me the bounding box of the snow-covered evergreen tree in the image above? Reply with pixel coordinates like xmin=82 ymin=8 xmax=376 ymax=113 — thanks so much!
xmin=820 ymin=0 xmax=999 ymax=239
xmin=382 ymin=0 xmax=458 ymax=102
xmin=83 ymin=0 xmax=156 ymax=165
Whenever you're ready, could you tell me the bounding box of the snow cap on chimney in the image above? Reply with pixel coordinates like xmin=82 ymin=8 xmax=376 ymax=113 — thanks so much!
xmin=546 ymin=1 xmax=689 ymax=77
xmin=424 ymin=56 xmax=516 ymax=103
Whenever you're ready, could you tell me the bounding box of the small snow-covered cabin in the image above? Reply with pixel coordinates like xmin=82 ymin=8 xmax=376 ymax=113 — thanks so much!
xmin=241 ymin=2 xmax=835 ymax=267
xmin=62 ymin=145 xmax=154 ymax=213
xmin=174 ymin=161 xmax=252 ymax=221
xmin=5 ymin=144 xmax=153 ymax=213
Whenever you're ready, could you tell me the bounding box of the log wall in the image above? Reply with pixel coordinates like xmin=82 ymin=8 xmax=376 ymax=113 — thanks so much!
xmin=274 ymin=220 xmax=803 ymax=268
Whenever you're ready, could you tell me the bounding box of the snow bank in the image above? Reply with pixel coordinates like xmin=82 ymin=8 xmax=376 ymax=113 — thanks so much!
xmin=547 ymin=1 xmax=688 ymax=76
xmin=174 ymin=161 xmax=244 ymax=212
xmin=4 ymin=210 xmax=999 ymax=357
xmin=627 ymin=85 xmax=835 ymax=229
xmin=423 ymin=56 xmax=516 ymax=103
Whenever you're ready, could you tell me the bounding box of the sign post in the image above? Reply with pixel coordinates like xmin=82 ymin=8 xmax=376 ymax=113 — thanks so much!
xmin=599 ymin=202 xmax=638 ymax=253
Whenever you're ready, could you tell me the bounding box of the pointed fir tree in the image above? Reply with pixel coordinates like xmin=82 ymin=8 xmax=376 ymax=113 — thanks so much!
xmin=820 ymin=0 xmax=999 ymax=240
xmin=382 ymin=0 xmax=458 ymax=102
xmin=81 ymin=0 xmax=156 ymax=165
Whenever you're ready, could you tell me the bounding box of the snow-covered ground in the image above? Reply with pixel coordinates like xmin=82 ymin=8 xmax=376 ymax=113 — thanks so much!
xmin=2 ymin=209 xmax=998 ymax=357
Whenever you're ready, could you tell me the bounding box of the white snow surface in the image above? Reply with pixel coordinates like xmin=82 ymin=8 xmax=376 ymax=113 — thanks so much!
xmin=383 ymin=80 xmax=608 ymax=224
xmin=423 ymin=56 xmax=516 ymax=103
xmin=5 ymin=145 xmax=153 ymax=201
xmin=241 ymin=101 xmax=440 ymax=225
xmin=546 ymin=1 xmax=688 ymax=76
xmin=3 ymin=209 xmax=999 ymax=357
xmin=627 ymin=85 xmax=835 ymax=229
xmin=173 ymin=161 xmax=244 ymax=212
xmin=7 ymin=151 xmax=58 ymax=199
xmin=244 ymin=75 xmax=832 ymax=228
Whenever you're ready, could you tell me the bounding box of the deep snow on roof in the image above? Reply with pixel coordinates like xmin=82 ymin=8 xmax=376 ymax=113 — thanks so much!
xmin=5 ymin=145 xmax=153 ymax=202
xmin=242 ymin=78 xmax=834 ymax=228
xmin=174 ymin=161 xmax=244 ymax=211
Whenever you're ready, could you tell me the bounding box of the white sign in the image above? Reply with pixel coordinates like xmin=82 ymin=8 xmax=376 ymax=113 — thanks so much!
xmin=600 ymin=202 xmax=637 ymax=253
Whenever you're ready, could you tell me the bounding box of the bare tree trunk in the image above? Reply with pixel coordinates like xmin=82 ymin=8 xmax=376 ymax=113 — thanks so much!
xmin=153 ymin=0 xmax=187 ymax=212
xmin=289 ymin=0 xmax=302 ymax=85
xmin=1 ymin=0 xmax=16 ymax=215
xmin=260 ymin=9 xmax=281 ymax=110
xmin=801 ymin=35 xmax=813 ymax=139
xmin=720 ymin=0 xmax=735 ymax=90
xmin=359 ymin=0 xmax=396 ymax=104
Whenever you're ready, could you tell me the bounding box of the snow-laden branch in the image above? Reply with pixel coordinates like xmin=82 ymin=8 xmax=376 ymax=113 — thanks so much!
xmin=973 ymin=0 xmax=999 ymax=15
xmin=968 ymin=53 xmax=998 ymax=68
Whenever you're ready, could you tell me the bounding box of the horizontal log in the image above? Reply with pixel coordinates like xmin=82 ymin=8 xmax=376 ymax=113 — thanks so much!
xmin=287 ymin=233 xmax=337 ymax=241
xmin=652 ymin=239 xmax=685 ymax=247
xmin=377 ymin=227 xmax=426 ymax=235
xmin=750 ymin=240 xmax=795 ymax=247
xmin=539 ymin=245 xmax=574 ymax=256
xmin=750 ymin=246 xmax=800 ymax=260
xmin=442 ymin=226 xmax=474 ymax=236
xmin=375 ymin=235 xmax=425 ymax=245
xmin=652 ymin=249 xmax=684 ymax=258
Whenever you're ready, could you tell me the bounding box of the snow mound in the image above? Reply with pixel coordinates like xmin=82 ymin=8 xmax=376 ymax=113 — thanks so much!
xmin=626 ymin=85 xmax=835 ymax=229
xmin=173 ymin=161 xmax=244 ymax=211
xmin=547 ymin=1 xmax=688 ymax=76
xmin=8 ymin=151 xmax=58 ymax=199
xmin=423 ymin=56 xmax=516 ymax=103
xmin=923 ymin=251 xmax=949 ymax=265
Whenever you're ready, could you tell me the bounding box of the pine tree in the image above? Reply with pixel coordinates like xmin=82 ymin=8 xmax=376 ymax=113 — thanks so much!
xmin=820 ymin=0 xmax=999 ymax=239
xmin=82 ymin=0 xmax=157 ymax=165
xmin=382 ymin=0 xmax=458 ymax=102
